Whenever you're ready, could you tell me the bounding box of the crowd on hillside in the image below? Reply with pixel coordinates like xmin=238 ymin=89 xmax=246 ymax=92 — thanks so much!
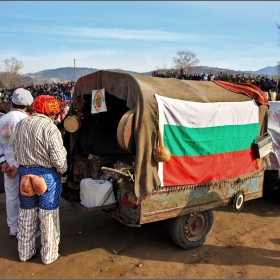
xmin=152 ymin=70 xmax=280 ymax=100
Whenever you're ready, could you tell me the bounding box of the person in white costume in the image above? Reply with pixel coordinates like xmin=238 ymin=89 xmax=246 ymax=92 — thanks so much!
xmin=0 ymin=88 xmax=34 ymax=237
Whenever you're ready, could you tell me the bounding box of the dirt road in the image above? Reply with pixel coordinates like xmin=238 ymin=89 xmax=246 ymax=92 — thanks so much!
xmin=1 ymin=189 xmax=280 ymax=279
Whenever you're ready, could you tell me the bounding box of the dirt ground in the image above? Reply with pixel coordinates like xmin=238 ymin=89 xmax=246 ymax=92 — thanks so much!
xmin=1 ymin=188 xmax=280 ymax=279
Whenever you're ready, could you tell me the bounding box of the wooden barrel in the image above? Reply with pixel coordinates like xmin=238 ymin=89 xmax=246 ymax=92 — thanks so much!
xmin=117 ymin=110 xmax=135 ymax=153
xmin=64 ymin=115 xmax=82 ymax=133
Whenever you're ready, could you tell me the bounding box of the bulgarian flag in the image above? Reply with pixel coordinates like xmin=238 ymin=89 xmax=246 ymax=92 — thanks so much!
xmin=155 ymin=94 xmax=260 ymax=187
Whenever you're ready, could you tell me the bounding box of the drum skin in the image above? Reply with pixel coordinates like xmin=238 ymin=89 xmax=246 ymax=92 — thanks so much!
xmin=117 ymin=110 xmax=135 ymax=153
xmin=64 ymin=115 xmax=82 ymax=133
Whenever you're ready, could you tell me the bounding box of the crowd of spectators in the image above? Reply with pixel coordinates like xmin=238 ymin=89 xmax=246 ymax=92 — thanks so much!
xmin=152 ymin=69 xmax=280 ymax=100
xmin=0 ymin=81 xmax=74 ymax=116
xmin=0 ymin=81 xmax=74 ymax=104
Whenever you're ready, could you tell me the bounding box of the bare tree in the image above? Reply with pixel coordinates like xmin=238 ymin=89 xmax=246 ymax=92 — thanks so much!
xmin=173 ymin=50 xmax=200 ymax=73
xmin=0 ymin=78 xmax=4 ymax=88
xmin=3 ymin=57 xmax=24 ymax=88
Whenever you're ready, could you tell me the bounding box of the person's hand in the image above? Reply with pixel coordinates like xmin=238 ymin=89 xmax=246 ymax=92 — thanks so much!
xmin=1 ymin=162 xmax=10 ymax=174
xmin=6 ymin=166 xmax=18 ymax=178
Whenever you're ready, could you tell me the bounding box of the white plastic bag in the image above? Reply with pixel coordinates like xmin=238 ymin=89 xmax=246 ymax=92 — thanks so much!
xmin=80 ymin=179 xmax=116 ymax=208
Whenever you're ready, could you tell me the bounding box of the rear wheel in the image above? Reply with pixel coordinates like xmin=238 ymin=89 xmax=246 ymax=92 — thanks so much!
xmin=170 ymin=210 xmax=214 ymax=249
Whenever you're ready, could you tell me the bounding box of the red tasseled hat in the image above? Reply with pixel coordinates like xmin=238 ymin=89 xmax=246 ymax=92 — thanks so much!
xmin=60 ymin=101 xmax=69 ymax=106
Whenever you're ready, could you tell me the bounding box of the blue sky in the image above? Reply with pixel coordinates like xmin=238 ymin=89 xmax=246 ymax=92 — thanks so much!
xmin=1 ymin=1 xmax=280 ymax=74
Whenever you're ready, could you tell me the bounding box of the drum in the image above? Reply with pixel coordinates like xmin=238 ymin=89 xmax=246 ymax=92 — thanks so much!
xmin=117 ymin=110 xmax=135 ymax=153
xmin=64 ymin=115 xmax=82 ymax=133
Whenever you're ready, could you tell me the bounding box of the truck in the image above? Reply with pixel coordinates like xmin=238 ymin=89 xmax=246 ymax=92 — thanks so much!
xmin=60 ymin=70 xmax=271 ymax=249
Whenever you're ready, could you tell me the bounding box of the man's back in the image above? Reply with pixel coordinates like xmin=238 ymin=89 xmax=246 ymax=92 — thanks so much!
xmin=13 ymin=112 xmax=67 ymax=175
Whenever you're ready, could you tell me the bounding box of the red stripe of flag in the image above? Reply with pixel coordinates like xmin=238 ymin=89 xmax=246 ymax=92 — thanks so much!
xmin=162 ymin=148 xmax=259 ymax=186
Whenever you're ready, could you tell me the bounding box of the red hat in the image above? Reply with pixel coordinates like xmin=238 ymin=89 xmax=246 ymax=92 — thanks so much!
xmin=32 ymin=95 xmax=64 ymax=115
xmin=60 ymin=101 xmax=69 ymax=106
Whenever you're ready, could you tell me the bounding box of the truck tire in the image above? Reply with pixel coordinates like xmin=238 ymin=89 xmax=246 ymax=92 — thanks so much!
xmin=170 ymin=210 xmax=214 ymax=250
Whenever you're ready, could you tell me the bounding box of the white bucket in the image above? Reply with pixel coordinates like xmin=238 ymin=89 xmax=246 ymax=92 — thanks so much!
xmin=80 ymin=179 xmax=116 ymax=208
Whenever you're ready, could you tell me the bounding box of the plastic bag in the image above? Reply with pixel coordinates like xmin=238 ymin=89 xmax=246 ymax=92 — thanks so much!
xmin=80 ymin=179 xmax=116 ymax=208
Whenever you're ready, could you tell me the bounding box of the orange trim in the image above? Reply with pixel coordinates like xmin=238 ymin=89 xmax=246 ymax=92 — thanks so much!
xmin=217 ymin=81 xmax=264 ymax=100
xmin=213 ymin=80 xmax=268 ymax=105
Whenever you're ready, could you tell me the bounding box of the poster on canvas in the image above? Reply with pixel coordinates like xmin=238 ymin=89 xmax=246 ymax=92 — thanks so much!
xmin=91 ymin=88 xmax=107 ymax=114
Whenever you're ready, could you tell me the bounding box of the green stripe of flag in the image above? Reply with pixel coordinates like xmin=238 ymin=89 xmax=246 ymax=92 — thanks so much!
xmin=164 ymin=123 xmax=259 ymax=156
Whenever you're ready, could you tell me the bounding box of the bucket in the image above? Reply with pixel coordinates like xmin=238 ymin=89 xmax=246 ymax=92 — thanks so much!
xmin=64 ymin=115 xmax=82 ymax=133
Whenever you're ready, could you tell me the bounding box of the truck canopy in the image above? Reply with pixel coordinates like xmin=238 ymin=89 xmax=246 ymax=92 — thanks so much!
xmin=70 ymin=70 xmax=269 ymax=197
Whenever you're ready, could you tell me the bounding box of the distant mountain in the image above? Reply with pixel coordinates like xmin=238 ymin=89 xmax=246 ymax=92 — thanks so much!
xmin=251 ymin=66 xmax=278 ymax=76
xmin=23 ymin=67 xmax=148 ymax=84
xmin=25 ymin=67 xmax=99 ymax=84
xmin=23 ymin=65 xmax=278 ymax=84
xmin=192 ymin=65 xmax=278 ymax=76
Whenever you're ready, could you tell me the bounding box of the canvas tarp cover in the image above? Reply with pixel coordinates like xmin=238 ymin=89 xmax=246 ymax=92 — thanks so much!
xmin=73 ymin=70 xmax=269 ymax=197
